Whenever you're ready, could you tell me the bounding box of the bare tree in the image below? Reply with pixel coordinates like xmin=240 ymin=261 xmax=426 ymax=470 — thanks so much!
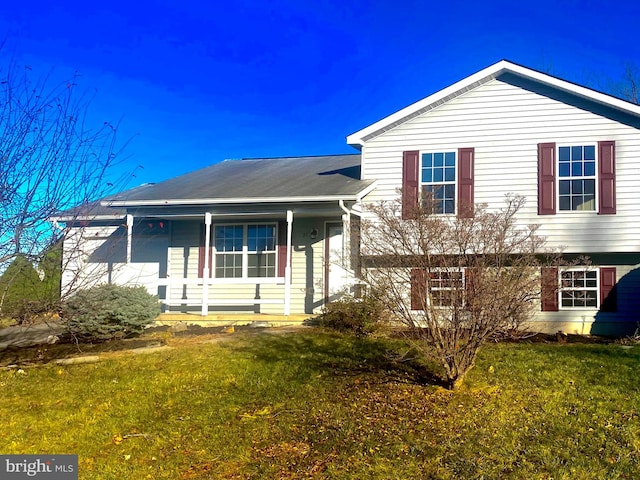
xmin=617 ymin=63 xmax=640 ymax=105
xmin=0 ymin=58 xmax=129 ymax=316
xmin=361 ymin=194 xmax=548 ymax=389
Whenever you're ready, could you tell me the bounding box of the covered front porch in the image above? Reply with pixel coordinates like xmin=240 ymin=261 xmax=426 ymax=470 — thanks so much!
xmin=89 ymin=200 xmax=361 ymax=317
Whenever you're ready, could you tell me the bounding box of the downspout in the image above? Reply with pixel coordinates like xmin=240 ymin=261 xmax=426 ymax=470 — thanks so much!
xmin=339 ymin=200 xmax=351 ymax=283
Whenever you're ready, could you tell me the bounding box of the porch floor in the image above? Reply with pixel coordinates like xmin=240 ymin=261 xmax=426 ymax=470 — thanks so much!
xmin=154 ymin=313 xmax=315 ymax=327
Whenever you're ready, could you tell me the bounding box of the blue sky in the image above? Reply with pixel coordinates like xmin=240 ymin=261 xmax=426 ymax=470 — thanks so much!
xmin=2 ymin=0 xmax=639 ymax=188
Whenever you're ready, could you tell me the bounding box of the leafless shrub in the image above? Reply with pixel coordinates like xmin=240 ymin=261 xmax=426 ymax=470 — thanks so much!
xmin=361 ymin=194 xmax=553 ymax=389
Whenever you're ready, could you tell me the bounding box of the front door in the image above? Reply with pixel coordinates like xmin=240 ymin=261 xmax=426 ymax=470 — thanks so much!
xmin=324 ymin=222 xmax=348 ymax=302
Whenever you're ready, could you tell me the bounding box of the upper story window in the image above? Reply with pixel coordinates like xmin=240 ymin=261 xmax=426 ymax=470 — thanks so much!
xmin=558 ymin=145 xmax=596 ymax=211
xmin=214 ymin=224 xmax=276 ymax=278
xmin=538 ymin=141 xmax=615 ymax=216
xmin=421 ymin=151 xmax=456 ymax=214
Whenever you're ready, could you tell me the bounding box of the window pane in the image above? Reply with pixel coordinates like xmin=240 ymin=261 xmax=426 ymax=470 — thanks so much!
xmin=559 ymin=180 xmax=570 ymax=195
xmin=584 ymin=179 xmax=595 ymax=195
xmin=584 ymin=161 xmax=595 ymax=176
xmin=434 ymin=168 xmax=443 ymax=182
xmin=215 ymin=253 xmax=243 ymax=278
xmin=215 ymin=225 xmax=243 ymax=252
xmin=434 ymin=152 xmax=444 ymax=167
xmin=422 ymin=153 xmax=432 ymax=167
xmin=559 ymin=162 xmax=570 ymax=177
xmin=571 ymin=146 xmax=583 ymax=161
xmin=445 ymin=151 xmax=455 ymax=166
xmin=247 ymin=224 xmax=276 ymax=252
xmin=444 ymin=184 xmax=455 ymax=198
xmin=247 ymin=253 xmax=275 ymax=277
xmin=572 ymin=161 xmax=582 ymax=176
xmin=444 ymin=167 xmax=455 ymax=181
xmin=559 ymin=196 xmax=571 ymax=211
xmin=559 ymin=147 xmax=570 ymax=161
xmin=572 ymin=180 xmax=583 ymax=194
xmin=444 ymin=200 xmax=454 ymax=214
xmin=584 ymin=145 xmax=595 ymax=160
xmin=422 ymin=169 xmax=432 ymax=182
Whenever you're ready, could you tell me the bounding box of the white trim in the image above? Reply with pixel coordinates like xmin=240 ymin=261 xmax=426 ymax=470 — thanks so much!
xmin=346 ymin=60 xmax=640 ymax=146
xmin=284 ymin=210 xmax=293 ymax=315
xmin=50 ymin=214 xmax=127 ymax=222
xmin=126 ymin=214 xmax=133 ymax=264
xmin=201 ymin=212 xmax=212 ymax=316
xmin=102 ymin=194 xmax=365 ymax=207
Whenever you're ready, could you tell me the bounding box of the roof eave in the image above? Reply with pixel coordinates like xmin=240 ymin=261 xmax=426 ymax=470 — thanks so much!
xmin=50 ymin=214 xmax=127 ymax=222
xmin=102 ymin=194 xmax=366 ymax=208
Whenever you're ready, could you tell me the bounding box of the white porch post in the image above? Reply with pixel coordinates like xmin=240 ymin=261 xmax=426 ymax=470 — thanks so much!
xmin=284 ymin=209 xmax=293 ymax=316
xmin=201 ymin=212 xmax=212 ymax=316
xmin=126 ymin=214 xmax=133 ymax=264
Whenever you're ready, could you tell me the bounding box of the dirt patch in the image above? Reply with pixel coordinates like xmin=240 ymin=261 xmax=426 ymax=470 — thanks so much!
xmin=0 ymin=324 xmax=308 ymax=367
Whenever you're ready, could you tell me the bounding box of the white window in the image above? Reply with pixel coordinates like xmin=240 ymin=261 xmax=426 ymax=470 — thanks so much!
xmin=560 ymin=269 xmax=598 ymax=308
xmin=214 ymin=224 xmax=276 ymax=279
xmin=558 ymin=145 xmax=596 ymax=211
xmin=429 ymin=269 xmax=464 ymax=307
xmin=421 ymin=151 xmax=456 ymax=214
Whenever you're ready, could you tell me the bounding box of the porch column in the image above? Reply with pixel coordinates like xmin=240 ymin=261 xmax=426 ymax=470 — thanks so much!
xmin=126 ymin=214 xmax=133 ymax=264
xmin=284 ymin=209 xmax=293 ymax=316
xmin=201 ymin=212 xmax=212 ymax=316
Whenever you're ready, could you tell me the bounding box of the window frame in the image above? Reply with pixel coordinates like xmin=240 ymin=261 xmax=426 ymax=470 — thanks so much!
xmin=559 ymin=267 xmax=599 ymax=310
xmin=427 ymin=267 xmax=464 ymax=308
xmin=556 ymin=143 xmax=598 ymax=213
xmin=419 ymin=150 xmax=457 ymax=215
xmin=212 ymin=223 xmax=278 ymax=280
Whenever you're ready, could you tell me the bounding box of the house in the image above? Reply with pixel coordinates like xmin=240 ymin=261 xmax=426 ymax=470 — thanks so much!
xmin=58 ymin=60 xmax=640 ymax=335
xmin=57 ymin=155 xmax=375 ymax=323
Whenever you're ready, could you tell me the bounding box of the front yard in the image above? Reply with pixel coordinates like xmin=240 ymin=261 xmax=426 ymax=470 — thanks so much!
xmin=0 ymin=329 xmax=638 ymax=479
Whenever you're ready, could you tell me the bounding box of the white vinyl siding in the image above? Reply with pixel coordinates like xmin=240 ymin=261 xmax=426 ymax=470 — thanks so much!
xmin=360 ymin=78 xmax=640 ymax=252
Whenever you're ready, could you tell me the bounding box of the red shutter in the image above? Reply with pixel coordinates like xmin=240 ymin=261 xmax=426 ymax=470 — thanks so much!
xmin=277 ymin=221 xmax=288 ymax=278
xmin=402 ymin=151 xmax=419 ymax=220
xmin=599 ymin=267 xmax=617 ymax=312
xmin=410 ymin=268 xmax=427 ymax=310
xmin=598 ymin=141 xmax=616 ymax=214
xmin=458 ymin=148 xmax=474 ymax=218
xmin=538 ymin=143 xmax=556 ymax=215
xmin=541 ymin=267 xmax=559 ymax=311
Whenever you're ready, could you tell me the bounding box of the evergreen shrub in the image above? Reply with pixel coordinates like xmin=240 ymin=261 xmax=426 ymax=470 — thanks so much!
xmin=62 ymin=284 xmax=160 ymax=341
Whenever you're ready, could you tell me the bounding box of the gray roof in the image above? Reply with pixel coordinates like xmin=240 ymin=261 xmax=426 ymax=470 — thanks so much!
xmin=105 ymin=154 xmax=372 ymax=206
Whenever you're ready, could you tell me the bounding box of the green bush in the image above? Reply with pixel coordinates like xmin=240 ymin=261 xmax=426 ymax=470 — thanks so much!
xmin=317 ymin=295 xmax=387 ymax=337
xmin=62 ymin=284 xmax=160 ymax=341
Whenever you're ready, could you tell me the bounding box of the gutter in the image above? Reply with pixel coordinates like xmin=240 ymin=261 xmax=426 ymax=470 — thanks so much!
xmin=102 ymin=194 xmax=366 ymax=208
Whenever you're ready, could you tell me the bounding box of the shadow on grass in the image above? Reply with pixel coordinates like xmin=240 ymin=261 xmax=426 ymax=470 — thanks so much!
xmin=229 ymin=329 xmax=449 ymax=388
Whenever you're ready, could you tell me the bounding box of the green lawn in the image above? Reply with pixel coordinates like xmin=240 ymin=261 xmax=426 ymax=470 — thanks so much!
xmin=0 ymin=329 xmax=639 ymax=479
